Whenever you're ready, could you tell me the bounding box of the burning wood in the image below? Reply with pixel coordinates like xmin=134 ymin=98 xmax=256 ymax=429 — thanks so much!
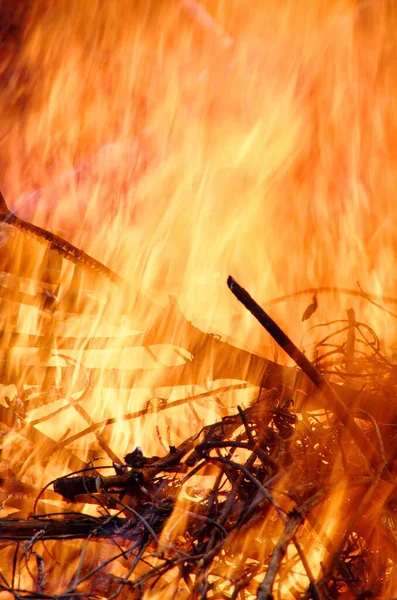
xmin=0 ymin=392 xmax=394 ymax=597
xmin=0 ymin=265 xmax=396 ymax=598
xmin=0 ymin=190 xmax=123 ymax=286
xmin=0 ymin=195 xmax=396 ymax=597
xmin=1 ymin=1 xmax=397 ymax=598
xmin=0 ymin=177 xmax=393 ymax=600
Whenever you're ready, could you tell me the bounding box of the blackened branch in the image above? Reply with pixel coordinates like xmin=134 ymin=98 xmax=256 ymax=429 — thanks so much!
xmin=227 ymin=275 xmax=380 ymax=472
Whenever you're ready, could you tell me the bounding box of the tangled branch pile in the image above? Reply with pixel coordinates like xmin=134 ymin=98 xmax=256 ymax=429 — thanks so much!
xmin=0 ymin=204 xmax=396 ymax=598
xmin=1 ymin=281 xmax=397 ymax=599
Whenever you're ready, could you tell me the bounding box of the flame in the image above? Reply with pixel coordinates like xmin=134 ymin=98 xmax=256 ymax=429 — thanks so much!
xmin=0 ymin=0 xmax=397 ymax=596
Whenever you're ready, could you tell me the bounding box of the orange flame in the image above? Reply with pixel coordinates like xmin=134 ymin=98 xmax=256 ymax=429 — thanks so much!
xmin=0 ymin=0 xmax=397 ymax=596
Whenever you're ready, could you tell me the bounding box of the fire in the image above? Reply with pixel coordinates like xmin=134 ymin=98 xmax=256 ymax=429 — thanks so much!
xmin=0 ymin=0 xmax=397 ymax=597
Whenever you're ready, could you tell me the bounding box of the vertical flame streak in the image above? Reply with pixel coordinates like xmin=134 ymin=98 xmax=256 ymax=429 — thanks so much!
xmin=0 ymin=0 xmax=396 ymax=595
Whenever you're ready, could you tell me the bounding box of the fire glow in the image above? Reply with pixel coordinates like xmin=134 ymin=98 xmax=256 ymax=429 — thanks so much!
xmin=0 ymin=0 xmax=397 ymax=598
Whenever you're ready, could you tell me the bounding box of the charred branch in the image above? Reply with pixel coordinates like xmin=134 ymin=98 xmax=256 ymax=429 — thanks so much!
xmin=0 ymin=190 xmax=123 ymax=285
xmin=0 ymin=515 xmax=129 ymax=541
xmin=227 ymin=276 xmax=381 ymax=470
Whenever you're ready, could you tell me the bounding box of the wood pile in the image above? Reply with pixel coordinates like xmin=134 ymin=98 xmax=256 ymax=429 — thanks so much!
xmin=0 ymin=197 xmax=397 ymax=598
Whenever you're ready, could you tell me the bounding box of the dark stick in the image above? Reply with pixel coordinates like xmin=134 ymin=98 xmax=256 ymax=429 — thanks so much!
xmin=53 ymin=470 xmax=143 ymax=502
xmin=53 ymin=390 xmax=280 ymax=502
xmin=227 ymin=276 xmax=380 ymax=472
xmin=0 ymin=190 xmax=123 ymax=285
xmin=0 ymin=274 xmax=393 ymax=428
xmin=0 ymin=516 xmax=128 ymax=540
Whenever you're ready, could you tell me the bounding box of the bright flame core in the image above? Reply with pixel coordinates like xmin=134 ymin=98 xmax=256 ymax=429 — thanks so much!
xmin=0 ymin=0 xmax=397 ymax=596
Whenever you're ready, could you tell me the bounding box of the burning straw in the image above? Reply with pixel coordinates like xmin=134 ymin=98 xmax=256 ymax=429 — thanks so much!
xmin=2 ymin=1 xmax=397 ymax=598
xmin=1 ymin=268 xmax=397 ymax=598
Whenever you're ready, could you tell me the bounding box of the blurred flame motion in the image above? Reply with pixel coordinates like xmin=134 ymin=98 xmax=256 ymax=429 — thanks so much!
xmin=0 ymin=0 xmax=397 ymax=596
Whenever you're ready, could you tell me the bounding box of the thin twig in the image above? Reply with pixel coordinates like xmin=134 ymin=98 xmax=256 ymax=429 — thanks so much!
xmin=357 ymin=281 xmax=397 ymax=319
xmin=0 ymin=189 xmax=123 ymax=286
xmin=227 ymin=276 xmax=380 ymax=473
xmin=257 ymin=489 xmax=330 ymax=600
xmin=265 ymin=285 xmax=397 ymax=309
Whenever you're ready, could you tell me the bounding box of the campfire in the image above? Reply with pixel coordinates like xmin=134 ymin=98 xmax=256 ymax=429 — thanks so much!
xmin=1 ymin=0 xmax=397 ymax=598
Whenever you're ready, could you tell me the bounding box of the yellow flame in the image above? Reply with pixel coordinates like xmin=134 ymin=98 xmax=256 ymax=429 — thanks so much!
xmin=0 ymin=0 xmax=396 ymax=594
